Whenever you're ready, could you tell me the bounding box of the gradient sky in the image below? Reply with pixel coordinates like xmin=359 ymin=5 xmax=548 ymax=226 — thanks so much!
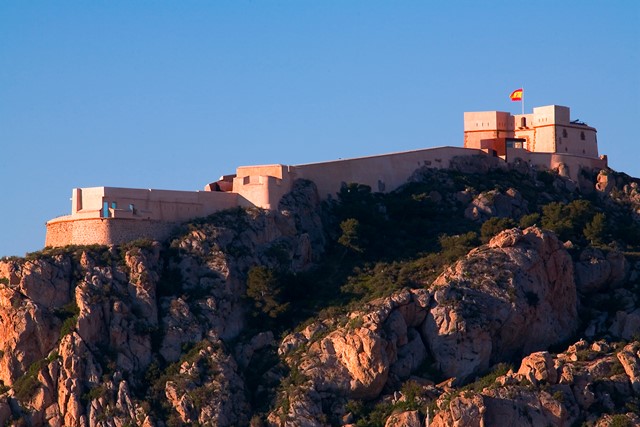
xmin=1 ymin=1 xmax=639 ymax=257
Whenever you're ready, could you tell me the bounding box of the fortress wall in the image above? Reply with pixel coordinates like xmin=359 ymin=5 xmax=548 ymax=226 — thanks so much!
xmin=292 ymin=147 xmax=485 ymax=199
xmin=47 ymin=188 xmax=239 ymax=247
xmin=530 ymin=126 xmax=554 ymax=152
xmin=76 ymin=187 xmax=238 ymax=222
xmin=236 ymin=165 xmax=287 ymax=180
xmin=102 ymin=219 xmax=178 ymax=245
xmin=560 ymin=126 xmax=598 ymax=158
xmin=197 ymin=191 xmax=239 ymax=215
xmin=73 ymin=187 xmax=106 ymax=214
xmin=45 ymin=219 xmax=76 ymax=247
xmin=235 ymin=175 xmax=293 ymax=209
xmin=45 ymin=218 xmax=178 ymax=247
xmin=464 ymin=130 xmax=499 ymax=149
xmin=508 ymin=149 xmax=607 ymax=180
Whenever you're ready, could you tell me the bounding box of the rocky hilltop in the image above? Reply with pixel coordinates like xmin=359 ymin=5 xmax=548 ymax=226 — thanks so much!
xmin=1 ymin=158 xmax=640 ymax=427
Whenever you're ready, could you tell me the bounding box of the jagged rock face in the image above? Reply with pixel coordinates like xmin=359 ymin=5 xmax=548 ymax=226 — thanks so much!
xmin=0 ymin=180 xmax=327 ymax=426
xmin=516 ymin=351 xmax=557 ymax=386
xmin=432 ymin=340 xmax=640 ymax=427
xmin=272 ymin=289 xmax=431 ymax=422
xmin=304 ymin=289 xmax=429 ymax=399
xmin=0 ymin=284 xmax=60 ymax=386
xmin=575 ymin=248 xmax=629 ymax=293
xmin=424 ymin=227 xmax=578 ymax=380
xmin=2 ymin=168 xmax=640 ymax=426
xmin=163 ymin=341 xmax=249 ymax=426
xmin=431 ymin=386 xmax=579 ymax=427
xmin=617 ymin=342 xmax=640 ymax=395
xmin=384 ymin=410 xmax=423 ymax=427
xmin=0 ymin=249 xmax=162 ymax=426
xmin=464 ymin=188 xmax=528 ymax=221
xmin=270 ymin=227 xmax=580 ymax=424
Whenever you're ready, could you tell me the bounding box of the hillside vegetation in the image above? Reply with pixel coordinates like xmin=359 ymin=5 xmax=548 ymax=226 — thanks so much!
xmin=1 ymin=156 xmax=639 ymax=427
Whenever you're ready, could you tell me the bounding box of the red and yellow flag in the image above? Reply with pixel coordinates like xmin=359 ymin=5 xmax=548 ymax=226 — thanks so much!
xmin=509 ymin=88 xmax=523 ymax=101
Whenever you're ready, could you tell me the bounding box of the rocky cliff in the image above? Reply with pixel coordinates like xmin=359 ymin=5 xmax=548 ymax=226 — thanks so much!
xmin=1 ymin=160 xmax=639 ymax=427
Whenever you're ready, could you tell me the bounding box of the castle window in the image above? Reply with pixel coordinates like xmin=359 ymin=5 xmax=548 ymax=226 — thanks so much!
xmin=580 ymin=131 xmax=585 ymax=140
xmin=562 ymin=129 xmax=568 ymax=138
xmin=520 ymin=117 xmax=526 ymax=128
xmin=103 ymin=201 xmax=109 ymax=218
xmin=129 ymin=203 xmax=135 ymax=212
xmin=111 ymin=201 xmax=117 ymax=210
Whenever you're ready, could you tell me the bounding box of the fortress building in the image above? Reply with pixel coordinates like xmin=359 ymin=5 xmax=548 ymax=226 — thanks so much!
xmin=464 ymin=105 xmax=598 ymax=158
xmin=45 ymin=105 xmax=608 ymax=247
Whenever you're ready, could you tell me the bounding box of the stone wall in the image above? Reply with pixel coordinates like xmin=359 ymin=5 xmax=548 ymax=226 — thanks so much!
xmin=45 ymin=218 xmax=178 ymax=247
xmin=507 ymin=149 xmax=607 ymax=181
xmin=290 ymin=146 xmax=486 ymax=200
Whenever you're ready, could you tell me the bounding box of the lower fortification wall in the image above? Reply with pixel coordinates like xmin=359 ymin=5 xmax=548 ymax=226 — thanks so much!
xmin=46 ymin=218 xmax=178 ymax=247
xmin=291 ymin=146 xmax=487 ymax=199
xmin=508 ymin=149 xmax=607 ymax=181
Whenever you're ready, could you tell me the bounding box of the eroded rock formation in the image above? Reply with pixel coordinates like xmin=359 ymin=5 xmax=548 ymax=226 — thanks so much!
xmin=0 ymin=167 xmax=639 ymax=427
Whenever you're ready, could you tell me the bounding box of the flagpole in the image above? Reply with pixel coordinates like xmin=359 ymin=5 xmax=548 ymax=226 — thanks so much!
xmin=522 ymin=86 xmax=525 ymax=115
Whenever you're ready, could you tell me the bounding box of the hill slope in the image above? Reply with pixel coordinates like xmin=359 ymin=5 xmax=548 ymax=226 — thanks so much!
xmin=1 ymin=157 xmax=640 ymax=427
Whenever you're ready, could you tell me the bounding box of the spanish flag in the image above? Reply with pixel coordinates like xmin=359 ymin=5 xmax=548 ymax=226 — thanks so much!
xmin=510 ymin=88 xmax=523 ymax=101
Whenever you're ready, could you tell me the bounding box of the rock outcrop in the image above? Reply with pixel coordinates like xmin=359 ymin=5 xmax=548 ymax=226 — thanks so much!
xmin=0 ymin=180 xmax=326 ymax=426
xmin=425 ymin=227 xmax=577 ymax=380
xmin=270 ymin=226 xmax=580 ymax=425
xmin=1 ymin=164 xmax=639 ymax=426
xmin=432 ymin=340 xmax=640 ymax=427
xmin=464 ymin=188 xmax=529 ymax=221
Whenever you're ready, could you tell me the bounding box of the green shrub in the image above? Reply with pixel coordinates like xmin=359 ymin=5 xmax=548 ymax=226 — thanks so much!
xmin=246 ymin=266 xmax=289 ymax=319
xmin=463 ymin=363 xmax=512 ymax=392
xmin=339 ymin=218 xmax=365 ymax=253
xmin=584 ymin=212 xmax=607 ymax=245
xmin=56 ymin=301 xmax=80 ymax=338
xmin=54 ymin=301 xmax=80 ymax=320
xmin=518 ymin=213 xmax=540 ymax=229
xmin=13 ymin=359 xmax=48 ymax=401
xmin=60 ymin=316 xmax=78 ymax=337
xmin=541 ymin=199 xmax=597 ymax=243
xmin=480 ymin=217 xmax=516 ymax=242
xmin=439 ymin=232 xmax=479 ymax=261
xmin=609 ymin=414 xmax=633 ymax=427
xmin=541 ymin=202 xmax=573 ymax=239
xmin=83 ymin=385 xmax=109 ymax=402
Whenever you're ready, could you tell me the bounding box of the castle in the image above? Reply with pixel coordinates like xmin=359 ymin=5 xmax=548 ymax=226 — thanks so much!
xmin=45 ymin=105 xmax=608 ymax=247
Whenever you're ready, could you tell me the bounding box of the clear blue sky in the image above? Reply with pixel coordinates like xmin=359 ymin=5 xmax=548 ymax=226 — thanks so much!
xmin=1 ymin=1 xmax=639 ymax=257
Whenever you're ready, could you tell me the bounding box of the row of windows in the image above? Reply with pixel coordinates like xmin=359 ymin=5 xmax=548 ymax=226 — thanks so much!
xmin=102 ymin=201 xmax=135 ymax=218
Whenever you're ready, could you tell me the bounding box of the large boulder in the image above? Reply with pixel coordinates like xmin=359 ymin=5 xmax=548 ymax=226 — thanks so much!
xmin=464 ymin=188 xmax=528 ymax=222
xmin=296 ymin=289 xmax=431 ymax=400
xmin=423 ymin=227 xmax=578 ymax=380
